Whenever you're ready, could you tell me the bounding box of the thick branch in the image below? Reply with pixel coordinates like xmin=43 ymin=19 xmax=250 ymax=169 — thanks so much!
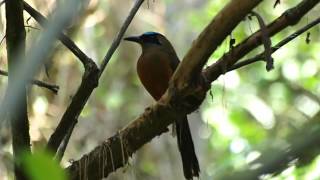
xmin=66 ymin=1 xmax=263 ymax=179
xmin=5 ymin=0 xmax=30 ymax=179
xmin=0 ymin=69 xmax=59 ymax=93
xmin=172 ymin=0 xmax=262 ymax=90
xmin=204 ymin=0 xmax=320 ymax=82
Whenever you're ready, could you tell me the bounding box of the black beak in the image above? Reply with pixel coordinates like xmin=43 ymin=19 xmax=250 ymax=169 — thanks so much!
xmin=124 ymin=36 xmax=141 ymax=43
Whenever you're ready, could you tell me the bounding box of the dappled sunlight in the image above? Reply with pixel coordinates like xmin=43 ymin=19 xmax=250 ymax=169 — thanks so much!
xmin=243 ymin=95 xmax=275 ymax=129
xmin=0 ymin=0 xmax=319 ymax=179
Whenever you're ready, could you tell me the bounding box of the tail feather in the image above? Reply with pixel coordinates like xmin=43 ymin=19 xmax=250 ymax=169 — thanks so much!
xmin=176 ymin=116 xmax=200 ymax=179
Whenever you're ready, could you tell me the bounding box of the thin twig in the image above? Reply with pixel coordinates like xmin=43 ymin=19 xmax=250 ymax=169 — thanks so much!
xmin=47 ymin=0 xmax=145 ymax=157
xmin=24 ymin=25 xmax=40 ymax=30
xmin=250 ymin=11 xmax=274 ymax=71
xmin=0 ymin=0 xmax=5 ymax=7
xmin=55 ymin=120 xmax=77 ymax=161
xmin=99 ymin=0 xmax=145 ymax=77
xmin=30 ymin=79 xmax=59 ymax=94
xmin=0 ymin=69 xmax=59 ymax=93
xmin=0 ymin=35 xmax=6 ymax=45
xmin=204 ymin=0 xmax=320 ymax=82
xmin=228 ymin=16 xmax=320 ymax=71
xmin=23 ymin=1 xmax=93 ymax=67
xmin=274 ymin=0 xmax=281 ymax=8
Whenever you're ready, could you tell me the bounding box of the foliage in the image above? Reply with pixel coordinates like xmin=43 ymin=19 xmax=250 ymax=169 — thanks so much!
xmin=21 ymin=150 xmax=67 ymax=180
xmin=0 ymin=0 xmax=319 ymax=179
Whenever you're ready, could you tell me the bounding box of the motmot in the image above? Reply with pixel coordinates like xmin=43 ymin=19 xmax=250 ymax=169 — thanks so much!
xmin=124 ymin=32 xmax=200 ymax=180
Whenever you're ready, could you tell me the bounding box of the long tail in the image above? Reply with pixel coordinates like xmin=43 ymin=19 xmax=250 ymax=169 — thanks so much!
xmin=176 ymin=116 xmax=200 ymax=180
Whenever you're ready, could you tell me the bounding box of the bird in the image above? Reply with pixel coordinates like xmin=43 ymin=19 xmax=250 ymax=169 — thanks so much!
xmin=124 ymin=32 xmax=200 ymax=180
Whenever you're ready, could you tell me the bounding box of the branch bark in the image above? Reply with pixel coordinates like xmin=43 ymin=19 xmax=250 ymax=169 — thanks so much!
xmin=66 ymin=0 xmax=263 ymax=179
xmin=228 ymin=16 xmax=320 ymax=71
xmin=5 ymin=0 xmax=30 ymax=179
xmin=65 ymin=0 xmax=319 ymax=179
xmin=204 ymin=0 xmax=320 ymax=82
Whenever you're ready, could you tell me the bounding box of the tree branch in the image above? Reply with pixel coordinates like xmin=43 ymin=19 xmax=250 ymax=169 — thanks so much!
xmin=22 ymin=1 xmax=101 ymax=155
xmin=204 ymin=0 xmax=320 ymax=82
xmin=0 ymin=69 xmax=59 ymax=93
xmin=250 ymin=11 xmax=274 ymax=71
xmin=0 ymin=0 xmax=84 ymax=170
xmin=46 ymin=0 xmax=145 ymax=156
xmin=5 ymin=0 xmax=30 ymax=179
xmin=99 ymin=0 xmax=145 ymax=77
xmin=228 ymin=16 xmax=320 ymax=71
xmin=171 ymin=0 xmax=263 ymax=90
xmin=23 ymin=1 xmax=94 ymax=67
xmin=66 ymin=1 xmax=263 ymax=179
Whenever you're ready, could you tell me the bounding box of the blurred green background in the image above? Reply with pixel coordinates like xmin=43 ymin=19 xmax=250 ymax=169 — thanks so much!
xmin=0 ymin=0 xmax=320 ymax=179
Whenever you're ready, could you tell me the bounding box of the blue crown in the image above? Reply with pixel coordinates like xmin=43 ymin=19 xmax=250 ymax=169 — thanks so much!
xmin=142 ymin=32 xmax=160 ymax=36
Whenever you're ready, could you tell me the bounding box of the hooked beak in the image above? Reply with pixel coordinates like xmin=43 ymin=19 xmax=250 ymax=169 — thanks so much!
xmin=124 ymin=35 xmax=141 ymax=43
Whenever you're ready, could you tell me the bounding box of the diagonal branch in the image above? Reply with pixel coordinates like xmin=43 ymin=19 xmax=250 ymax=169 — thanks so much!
xmin=99 ymin=0 xmax=145 ymax=77
xmin=250 ymin=11 xmax=274 ymax=71
xmin=228 ymin=16 xmax=320 ymax=71
xmin=23 ymin=1 xmax=93 ymax=67
xmin=22 ymin=1 xmax=101 ymax=155
xmin=65 ymin=0 xmax=319 ymax=179
xmin=66 ymin=1 xmax=263 ymax=179
xmin=0 ymin=69 xmax=59 ymax=93
xmin=46 ymin=0 xmax=145 ymax=156
xmin=1 ymin=0 xmax=83 ymax=180
xmin=171 ymin=0 xmax=263 ymax=90
xmin=204 ymin=0 xmax=320 ymax=82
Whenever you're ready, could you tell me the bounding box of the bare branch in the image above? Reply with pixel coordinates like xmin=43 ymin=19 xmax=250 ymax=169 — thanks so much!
xmin=47 ymin=0 xmax=145 ymax=156
xmin=0 ymin=35 xmax=5 ymax=45
xmin=0 ymin=0 xmax=5 ymax=7
xmin=228 ymin=16 xmax=320 ymax=71
xmin=55 ymin=120 xmax=77 ymax=162
xmin=23 ymin=1 xmax=94 ymax=67
xmin=99 ymin=0 xmax=145 ymax=77
xmin=250 ymin=11 xmax=274 ymax=71
xmin=172 ymin=0 xmax=263 ymax=90
xmin=5 ymin=0 xmax=30 ymax=179
xmin=204 ymin=0 xmax=320 ymax=82
xmin=0 ymin=69 xmax=59 ymax=93
xmin=21 ymin=1 xmax=101 ymax=155
xmin=65 ymin=1 xmax=319 ymax=179
xmin=274 ymin=0 xmax=281 ymax=8
xmin=0 ymin=0 xmax=84 ymax=164
xmin=66 ymin=1 xmax=263 ymax=179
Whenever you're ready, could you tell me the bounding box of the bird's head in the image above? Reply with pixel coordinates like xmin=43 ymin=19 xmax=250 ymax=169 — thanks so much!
xmin=124 ymin=32 xmax=174 ymax=51
xmin=124 ymin=32 xmax=162 ymax=45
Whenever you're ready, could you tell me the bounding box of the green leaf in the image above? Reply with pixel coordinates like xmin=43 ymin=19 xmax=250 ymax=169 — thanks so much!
xmin=21 ymin=150 xmax=67 ymax=180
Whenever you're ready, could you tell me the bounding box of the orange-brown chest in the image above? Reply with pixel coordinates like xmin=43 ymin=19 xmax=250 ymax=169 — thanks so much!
xmin=137 ymin=51 xmax=175 ymax=100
